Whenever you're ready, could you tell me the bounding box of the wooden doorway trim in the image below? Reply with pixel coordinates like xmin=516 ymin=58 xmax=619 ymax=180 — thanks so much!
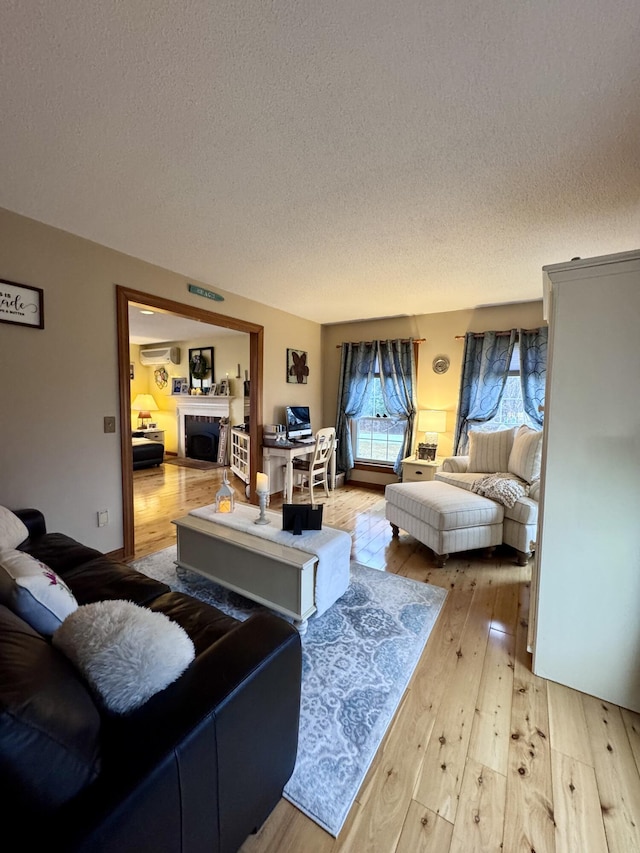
xmin=116 ymin=285 xmax=263 ymax=560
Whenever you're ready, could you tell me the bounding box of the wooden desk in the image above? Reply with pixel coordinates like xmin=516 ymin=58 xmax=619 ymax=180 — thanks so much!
xmin=262 ymin=440 xmax=336 ymax=503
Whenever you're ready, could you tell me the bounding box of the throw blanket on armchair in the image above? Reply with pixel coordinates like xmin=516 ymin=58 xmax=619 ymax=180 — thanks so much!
xmin=471 ymin=473 xmax=529 ymax=508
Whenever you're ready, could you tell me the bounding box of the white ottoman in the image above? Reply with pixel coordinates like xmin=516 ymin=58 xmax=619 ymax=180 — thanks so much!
xmin=385 ymin=480 xmax=504 ymax=567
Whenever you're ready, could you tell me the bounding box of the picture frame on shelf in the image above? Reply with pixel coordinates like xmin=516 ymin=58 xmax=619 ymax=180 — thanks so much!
xmin=218 ymin=379 xmax=229 ymax=396
xmin=171 ymin=376 xmax=188 ymax=395
xmin=418 ymin=443 xmax=436 ymax=461
xmin=209 ymin=383 xmax=219 ymax=396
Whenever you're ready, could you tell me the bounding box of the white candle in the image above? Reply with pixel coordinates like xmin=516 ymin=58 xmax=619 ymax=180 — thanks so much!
xmin=256 ymin=472 xmax=269 ymax=493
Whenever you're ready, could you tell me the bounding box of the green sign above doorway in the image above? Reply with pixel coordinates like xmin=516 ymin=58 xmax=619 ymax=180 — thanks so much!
xmin=187 ymin=283 xmax=224 ymax=302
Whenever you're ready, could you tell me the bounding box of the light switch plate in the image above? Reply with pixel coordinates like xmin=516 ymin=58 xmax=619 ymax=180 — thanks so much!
xmin=104 ymin=416 xmax=116 ymax=433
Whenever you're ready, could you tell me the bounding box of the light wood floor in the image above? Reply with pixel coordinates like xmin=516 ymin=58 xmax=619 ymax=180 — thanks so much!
xmin=134 ymin=464 xmax=640 ymax=853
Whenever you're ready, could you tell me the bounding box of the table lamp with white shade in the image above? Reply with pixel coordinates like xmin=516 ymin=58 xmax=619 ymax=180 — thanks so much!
xmin=417 ymin=410 xmax=447 ymax=460
xmin=131 ymin=393 xmax=158 ymax=430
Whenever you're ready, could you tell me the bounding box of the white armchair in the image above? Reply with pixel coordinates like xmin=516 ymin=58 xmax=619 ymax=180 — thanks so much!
xmin=441 ymin=455 xmax=470 ymax=474
xmin=434 ymin=426 xmax=543 ymax=565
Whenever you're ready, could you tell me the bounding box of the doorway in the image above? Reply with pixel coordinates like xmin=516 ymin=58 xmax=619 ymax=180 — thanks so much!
xmin=116 ymin=285 xmax=264 ymax=560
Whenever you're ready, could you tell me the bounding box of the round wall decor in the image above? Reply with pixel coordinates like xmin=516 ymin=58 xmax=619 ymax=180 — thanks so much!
xmin=154 ymin=367 xmax=168 ymax=388
xmin=432 ymin=355 xmax=450 ymax=374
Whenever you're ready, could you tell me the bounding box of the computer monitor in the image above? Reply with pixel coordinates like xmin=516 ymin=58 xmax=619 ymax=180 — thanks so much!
xmin=285 ymin=405 xmax=312 ymax=440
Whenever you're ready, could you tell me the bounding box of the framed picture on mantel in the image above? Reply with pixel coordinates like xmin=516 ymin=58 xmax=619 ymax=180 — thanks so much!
xmin=171 ymin=377 xmax=188 ymax=395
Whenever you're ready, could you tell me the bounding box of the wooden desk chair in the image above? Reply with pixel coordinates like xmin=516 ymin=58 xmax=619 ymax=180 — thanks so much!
xmin=290 ymin=427 xmax=336 ymax=506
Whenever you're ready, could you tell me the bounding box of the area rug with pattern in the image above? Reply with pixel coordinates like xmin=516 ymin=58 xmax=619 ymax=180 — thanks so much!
xmin=131 ymin=547 xmax=447 ymax=837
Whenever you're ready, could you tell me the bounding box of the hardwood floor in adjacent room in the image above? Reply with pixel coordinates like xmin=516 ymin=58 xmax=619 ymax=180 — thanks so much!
xmin=133 ymin=465 xmax=640 ymax=853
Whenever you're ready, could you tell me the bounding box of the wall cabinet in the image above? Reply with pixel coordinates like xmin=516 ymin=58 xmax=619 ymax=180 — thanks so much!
xmin=532 ymin=249 xmax=640 ymax=712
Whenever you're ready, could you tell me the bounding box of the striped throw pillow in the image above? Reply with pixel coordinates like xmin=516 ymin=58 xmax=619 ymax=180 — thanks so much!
xmin=0 ymin=506 xmax=28 ymax=551
xmin=508 ymin=425 xmax=543 ymax=484
xmin=468 ymin=428 xmax=516 ymax=473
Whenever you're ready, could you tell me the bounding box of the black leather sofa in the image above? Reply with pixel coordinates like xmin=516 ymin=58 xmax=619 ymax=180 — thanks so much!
xmin=0 ymin=509 xmax=302 ymax=853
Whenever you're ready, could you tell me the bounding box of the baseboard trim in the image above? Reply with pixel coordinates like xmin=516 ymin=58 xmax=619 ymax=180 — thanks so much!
xmin=352 ymin=463 xmax=395 ymax=475
xmin=346 ymin=479 xmax=386 ymax=491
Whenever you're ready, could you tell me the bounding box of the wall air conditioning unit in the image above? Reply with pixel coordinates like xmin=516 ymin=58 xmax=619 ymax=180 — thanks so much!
xmin=139 ymin=346 xmax=181 ymax=366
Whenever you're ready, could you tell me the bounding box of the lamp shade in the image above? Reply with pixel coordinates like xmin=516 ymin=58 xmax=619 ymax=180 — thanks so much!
xmin=131 ymin=394 xmax=158 ymax=412
xmin=417 ymin=410 xmax=447 ymax=433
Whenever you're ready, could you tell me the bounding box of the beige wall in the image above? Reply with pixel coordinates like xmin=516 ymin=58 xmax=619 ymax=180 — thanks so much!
xmin=0 ymin=208 xmax=321 ymax=550
xmin=322 ymin=301 xmax=545 ymax=486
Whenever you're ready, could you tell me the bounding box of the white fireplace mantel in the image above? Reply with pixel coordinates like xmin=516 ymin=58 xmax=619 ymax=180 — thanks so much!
xmin=177 ymin=397 xmax=233 ymax=457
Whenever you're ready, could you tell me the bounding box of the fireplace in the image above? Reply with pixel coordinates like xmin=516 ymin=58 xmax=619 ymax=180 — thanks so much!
xmin=176 ymin=398 xmax=232 ymax=461
xmin=185 ymin=416 xmax=219 ymax=462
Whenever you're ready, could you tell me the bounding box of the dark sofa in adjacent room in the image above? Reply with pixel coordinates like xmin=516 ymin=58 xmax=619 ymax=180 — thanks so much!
xmin=0 ymin=507 xmax=302 ymax=853
xmin=132 ymin=433 xmax=165 ymax=469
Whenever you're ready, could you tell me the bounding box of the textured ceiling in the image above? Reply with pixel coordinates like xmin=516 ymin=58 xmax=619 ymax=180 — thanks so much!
xmin=1 ymin=1 xmax=639 ymax=324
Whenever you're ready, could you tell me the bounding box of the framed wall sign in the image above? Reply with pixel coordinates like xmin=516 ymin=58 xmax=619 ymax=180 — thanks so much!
xmin=0 ymin=279 xmax=44 ymax=329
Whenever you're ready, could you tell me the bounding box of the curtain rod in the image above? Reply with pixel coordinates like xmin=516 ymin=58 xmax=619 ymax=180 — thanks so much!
xmin=454 ymin=328 xmax=542 ymax=340
xmin=336 ymin=338 xmax=425 ymax=348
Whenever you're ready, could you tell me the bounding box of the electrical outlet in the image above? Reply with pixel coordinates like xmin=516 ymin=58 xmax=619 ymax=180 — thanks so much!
xmin=97 ymin=510 xmax=109 ymax=527
xmin=104 ymin=416 xmax=116 ymax=433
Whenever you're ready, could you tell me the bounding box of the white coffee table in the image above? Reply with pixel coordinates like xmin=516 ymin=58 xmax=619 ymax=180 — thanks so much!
xmin=172 ymin=503 xmax=351 ymax=633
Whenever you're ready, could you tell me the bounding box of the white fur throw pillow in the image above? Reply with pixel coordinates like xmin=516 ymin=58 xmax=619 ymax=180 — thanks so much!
xmin=0 ymin=507 xmax=29 ymax=550
xmin=0 ymin=549 xmax=78 ymax=636
xmin=53 ymin=600 xmax=195 ymax=714
xmin=468 ymin=428 xmax=516 ymax=473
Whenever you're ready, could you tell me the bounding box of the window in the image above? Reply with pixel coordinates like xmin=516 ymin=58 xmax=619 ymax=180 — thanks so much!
xmin=473 ymin=344 xmax=537 ymax=433
xmin=351 ymin=376 xmax=407 ymax=465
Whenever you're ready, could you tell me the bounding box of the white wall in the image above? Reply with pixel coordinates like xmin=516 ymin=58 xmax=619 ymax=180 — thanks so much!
xmin=534 ymin=252 xmax=640 ymax=711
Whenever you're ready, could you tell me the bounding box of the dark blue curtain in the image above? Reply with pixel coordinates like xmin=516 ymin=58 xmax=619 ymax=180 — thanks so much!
xmin=453 ymin=330 xmax=516 ymax=454
xmin=335 ymin=342 xmax=377 ymax=473
xmin=377 ymin=339 xmax=417 ymax=472
xmin=335 ymin=339 xmax=416 ymax=474
xmin=519 ymin=327 xmax=548 ymax=427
